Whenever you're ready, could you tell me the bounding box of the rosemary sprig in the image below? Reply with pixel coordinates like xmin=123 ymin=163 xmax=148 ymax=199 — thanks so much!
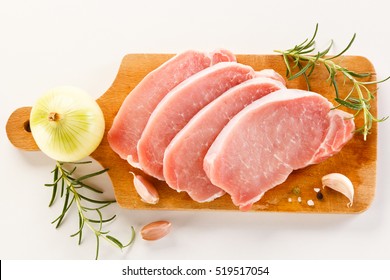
xmin=275 ymin=24 xmax=389 ymax=140
xmin=45 ymin=161 xmax=135 ymax=259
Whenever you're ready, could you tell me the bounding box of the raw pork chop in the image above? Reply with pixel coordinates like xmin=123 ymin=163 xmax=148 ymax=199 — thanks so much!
xmin=107 ymin=49 xmax=236 ymax=167
xmin=163 ymin=76 xmax=286 ymax=202
xmin=138 ymin=62 xmax=255 ymax=180
xmin=254 ymin=69 xmax=286 ymax=86
xmin=204 ymin=89 xmax=355 ymax=211
xmin=310 ymin=109 xmax=355 ymax=164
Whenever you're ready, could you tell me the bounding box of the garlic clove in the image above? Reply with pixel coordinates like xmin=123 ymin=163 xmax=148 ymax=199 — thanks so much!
xmin=322 ymin=173 xmax=354 ymax=207
xmin=141 ymin=221 xmax=172 ymax=241
xmin=130 ymin=172 xmax=159 ymax=204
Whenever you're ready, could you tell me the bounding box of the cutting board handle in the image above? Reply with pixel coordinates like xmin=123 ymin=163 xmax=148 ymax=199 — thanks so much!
xmin=6 ymin=106 xmax=39 ymax=151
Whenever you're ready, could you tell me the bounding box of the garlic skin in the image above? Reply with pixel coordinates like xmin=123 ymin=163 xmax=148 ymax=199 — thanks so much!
xmin=141 ymin=221 xmax=171 ymax=241
xmin=322 ymin=173 xmax=354 ymax=207
xmin=130 ymin=172 xmax=159 ymax=204
xmin=30 ymin=86 xmax=105 ymax=162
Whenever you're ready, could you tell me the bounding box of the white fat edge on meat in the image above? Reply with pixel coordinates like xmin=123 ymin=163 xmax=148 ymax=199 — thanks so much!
xmin=127 ymin=155 xmax=143 ymax=170
xmin=192 ymin=189 xmax=226 ymax=203
xmin=238 ymin=193 xmax=265 ymax=211
xmin=255 ymin=69 xmax=286 ymax=86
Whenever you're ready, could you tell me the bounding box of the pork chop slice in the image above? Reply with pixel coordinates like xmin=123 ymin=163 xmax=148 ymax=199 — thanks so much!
xmin=309 ymin=110 xmax=355 ymax=164
xmin=204 ymin=89 xmax=355 ymax=211
xmin=254 ymin=69 xmax=286 ymax=86
xmin=138 ymin=62 xmax=255 ymax=180
xmin=163 ymin=76 xmax=286 ymax=202
xmin=107 ymin=49 xmax=235 ymax=167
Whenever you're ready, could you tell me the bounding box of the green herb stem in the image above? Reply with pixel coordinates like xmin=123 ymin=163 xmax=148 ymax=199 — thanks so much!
xmin=46 ymin=161 xmax=135 ymax=259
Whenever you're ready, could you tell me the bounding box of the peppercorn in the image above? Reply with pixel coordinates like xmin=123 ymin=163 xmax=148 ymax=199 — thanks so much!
xmin=316 ymin=191 xmax=324 ymax=200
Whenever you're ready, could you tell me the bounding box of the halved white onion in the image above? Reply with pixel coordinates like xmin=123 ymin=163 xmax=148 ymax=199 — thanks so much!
xmin=30 ymin=86 xmax=105 ymax=162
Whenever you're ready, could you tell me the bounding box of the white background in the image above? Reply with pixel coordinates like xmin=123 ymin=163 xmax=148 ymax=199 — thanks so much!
xmin=1 ymin=0 xmax=389 ymax=260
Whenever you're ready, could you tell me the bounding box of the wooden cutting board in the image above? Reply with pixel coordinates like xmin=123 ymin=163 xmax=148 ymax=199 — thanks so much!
xmin=6 ymin=54 xmax=378 ymax=213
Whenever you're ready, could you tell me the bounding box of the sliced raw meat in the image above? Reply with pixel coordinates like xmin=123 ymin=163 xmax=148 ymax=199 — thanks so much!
xmin=107 ymin=49 xmax=236 ymax=166
xmin=255 ymin=69 xmax=286 ymax=86
xmin=204 ymin=89 xmax=355 ymax=211
xmin=163 ymin=76 xmax=286 ymax=202
xmin=138 ymin=62 xmax=256 ymax=180
xmin=310 ymin=110 xmax=355 ymax=164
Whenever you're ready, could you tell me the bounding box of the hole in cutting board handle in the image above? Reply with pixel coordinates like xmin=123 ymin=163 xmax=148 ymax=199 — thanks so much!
xmin=6 ymin=106 xmax=39 ymax=151
xmin=23 ymin=120 xmax=31 ymax=132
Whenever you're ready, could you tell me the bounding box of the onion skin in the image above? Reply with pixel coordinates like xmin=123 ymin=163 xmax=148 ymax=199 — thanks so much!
xmin=30 ymin=86 xmax=105 ymax=162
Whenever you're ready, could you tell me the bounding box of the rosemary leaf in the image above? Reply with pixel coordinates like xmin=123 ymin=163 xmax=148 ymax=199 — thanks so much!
xmin=60 ymin=177 xmax=65 ymax=198
xmin=67 ymin=177 xmax=103 ymax=194
xmin=48 ymin=166 xmax=59 ymax=207
xmin=306 ymin=61 xmax=316 ymax=78
xmin=78 ymin=212 xmax=84 ymax=245
xmin=318 ymin=40 xmax=333 ymax=57
xmin=95 ymin=235 xmax=100 ymax=260
xmin=326 ymin=33 xmax=356 ymax=60
xmin=88 ymin=214 xmax=116 ymax=224
xmin=74 ymin=168 xmax=109 ymax=182
xmin=125 ymin=226 xmax=136 ymax=247
xmin=345 ymin=70 xmax=371 ymax=78
xmin=105 ymin=235 xmax=124 ymax=249
xmin=67 ymin=166 xmax=77 ymax=176
xmin=299 ymin=46 xmax=316 ymax=54
xmin=288 ymin=61 xmax=313 ymax=80
xmin=297 ymin=61 xmax=311 ymax=91
xmin=83 ymin=202 xmax=113 ymax=211
xmin=76 ymin=193 xmax=116 ymax=205
xmin=361 ymin=75 xmax=390 ymax=85
xmin=283 ymin=54 xmax=292 ymax=76
xmin=55 ymin=187 xmax=71 ymax=228
xmin=335 ymin=98 xmax=363 ymax=110
xmin=70 ymin=214 xmax=84 ymax=238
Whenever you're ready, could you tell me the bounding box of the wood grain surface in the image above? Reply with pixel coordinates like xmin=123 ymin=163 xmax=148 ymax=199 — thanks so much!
xmin=6 ymin=54 xmax=377 ymax=213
